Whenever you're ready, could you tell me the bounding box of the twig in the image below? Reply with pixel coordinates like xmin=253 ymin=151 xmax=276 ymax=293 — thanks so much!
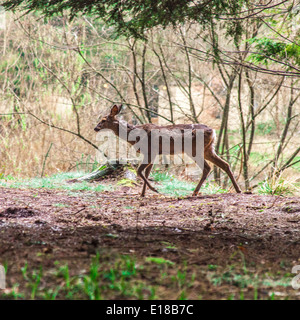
xmin=41 ymin=143 xmax=53 ymax=178
xmin=73 ymin=207 xmax=86 ymax=215
xmin=135 ymin=211 xmax=140 ymax=240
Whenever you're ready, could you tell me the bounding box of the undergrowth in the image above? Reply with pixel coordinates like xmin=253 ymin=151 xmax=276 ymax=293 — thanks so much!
xmin=0 ymin=251 xmax=293 ymax=300
xmin=0 ymin=170 xmax=228 ymax=196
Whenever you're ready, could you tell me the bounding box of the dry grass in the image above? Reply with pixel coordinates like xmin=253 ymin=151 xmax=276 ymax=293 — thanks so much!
xmin=0 ymin=13 xmax=299 ymax=192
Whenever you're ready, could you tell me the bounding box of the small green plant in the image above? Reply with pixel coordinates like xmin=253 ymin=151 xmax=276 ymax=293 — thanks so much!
xmin=161 ymin=241 xmax=177 ymax=250
xmin=178 ymin=290 xmax=187 ymax=300
xmin=82 ymin=254 xmax=102 ymax=300
xmin=117 ymin=178 xmax=137 ymax=187
xmin=208 ymin=264 xmax=218 ymax=271
xmin=23 ymin=267 xmax=43 ymax=299
xmin=170 ymin=262 xmax=195 ymax=290
xmin=145 ymin=257 xmax=175 ymax=266
xmin=53 ymin=203 xmax=69 ymax=208
xmin=1 ymin=284 xmax=24 ymax=299
xmin=56 ymin=265 xmax=71 ymax=290
xmin=256 ymin=121 xmax=277 ymax=136
xmin=258 ymin=174 xmax=295 ymax=196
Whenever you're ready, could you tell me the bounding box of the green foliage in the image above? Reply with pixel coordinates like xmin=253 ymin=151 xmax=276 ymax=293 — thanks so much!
xmin=20 ymin=263 xmax=43 ymax=299
xmin=2 ymin=250 xmax=296 ymax=300
xmin=256 ymin=121 xmax=277 ymax=136
xmin=292 ymin=156 xmax=300 ymax=171
xmin=149 ymin=170 xmax=193 ymax=196
xmin=145 ymin=257 xmax=175 ymax=266
xmin=208 ymin=264 xmax=218 ymax=271
xmin=76 ymin=154 xmax=100 ymax=173
xmin=0 ymin=170 xmax=229 ymax=197
xmin=0 ymin=173 xmax=15 ymax=180
xmin=258 ymin=176 xmax=294 ymax=196
xmin=249 ymin=151 xmax=269 ymax=166
xmin=117 ymin=178 xmax=137 ymax=187
xmin=3 ymin=0 xmax=246 ymax=39
xmin=0 ymin=171 xmax=111 ymax=192
xmin=2 ymin=254 xmax=158 ymax=300
xmin=247 ymin=37 xmax=300 ymax=66
xmin=208 ymin=263 xmax=291 ymax=291
xmin=150 ymin=170 xmax=228 ymax=196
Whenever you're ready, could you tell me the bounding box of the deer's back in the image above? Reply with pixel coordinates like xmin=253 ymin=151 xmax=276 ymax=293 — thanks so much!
xmin=135 ymin=123 xmax=215 ymax=155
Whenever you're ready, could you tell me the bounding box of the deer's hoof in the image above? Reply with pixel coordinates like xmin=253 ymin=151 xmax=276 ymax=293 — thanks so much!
xmin=149 ymin=186 xmax=159 ymax=193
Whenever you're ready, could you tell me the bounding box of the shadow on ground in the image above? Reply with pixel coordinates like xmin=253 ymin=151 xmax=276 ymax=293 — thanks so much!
xmin=0 ymin=187 xmax=299 ymax=299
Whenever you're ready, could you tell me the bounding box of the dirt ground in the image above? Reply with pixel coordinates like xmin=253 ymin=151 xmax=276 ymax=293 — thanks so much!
xmin=0 ymin=185 xmax=300 ymax=299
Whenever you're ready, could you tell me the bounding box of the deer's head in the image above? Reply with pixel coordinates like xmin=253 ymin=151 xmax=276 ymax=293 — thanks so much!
xmin=94 ymin=104 xmax=123 ymax=132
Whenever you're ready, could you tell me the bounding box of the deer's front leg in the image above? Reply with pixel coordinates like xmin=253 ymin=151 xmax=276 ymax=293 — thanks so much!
xmin=138 ymin=163 xmax=158 ymax=196
xmin=141 ymin=163 xmax=154 ymax=196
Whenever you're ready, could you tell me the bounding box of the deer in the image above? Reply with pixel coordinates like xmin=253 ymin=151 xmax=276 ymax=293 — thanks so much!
xmin=94 ymin=104 xmax=242 ymax=197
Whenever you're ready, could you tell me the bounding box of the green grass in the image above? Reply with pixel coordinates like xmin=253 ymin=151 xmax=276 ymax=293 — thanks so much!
xmin=209 ymin=269 xmax=291 ymax=289
xmin=249 ymin=151 xmax=270 ymax=166
xmin=1 ymin=253 xmax=197 ymax=300
xmin=206 ymin=251 xmax=293 ymax=300
xmin=0 ymin=172 xmax=111 ymax=192
xmin=1 ymin=168 xmax=297 ymax=197
xmin=0 ymin=170 xmax=228 ymax=197
xmin=256 ymin=121 xmax=277 ymax=136
xmin=151 ymin=171 xmax=228 ymax=196
xmin=1 ymin=251 xmax=294 ymax=300
xmin=257 ymin=176 xmax=295 ymax=196
xmin=292 ymin=156 xmax=300 ymax=172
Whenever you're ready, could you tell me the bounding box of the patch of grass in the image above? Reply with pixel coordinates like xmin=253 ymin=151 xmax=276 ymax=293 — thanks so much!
xmin=161 ymin=241 xmax=177 ymax=250
xmin=53 ymin=203 xmax=70 ymax=208
xmin=145 ymin=257 xmax=175 ymax=266
xmin=2 ymin=254 xmax=157 ymax=300
xmin=291 ymin=156 xmax=300 ymax=172
xmin=151 ymin=171 xmax=227 ymax=197
xmin=156 ymin=178 xmax=196 ymax=197
xmin=207 ymin=254 xmax=292 ymax=300
xmin=117 ymin=178 xmax=137 ymax=187
xmin=0 ymin=169 xmax=229 ymax=197
xmin=1 ymin=251 xmax=296 ymax=300
xmin=151 ymin=171 xmax=174 ymax=182
xmin=208 ymin=264 xmax=218 ymax=271
xmin=256 ymin=121 xmax=277 ymax=136
xmin=0 ymin=174 xmax=15 ymax=180
xmin=258 ymin=175 xmax=295 ymax=196
xmin=249 ymin=151 xmax=270 ymax=166
xmin=0 ymin=254 xmax=201 ymax=300
xmin=0 ymin=172 xmax=111 ymax=193
xmin=208 ymin=268 xmax=291 ymax=290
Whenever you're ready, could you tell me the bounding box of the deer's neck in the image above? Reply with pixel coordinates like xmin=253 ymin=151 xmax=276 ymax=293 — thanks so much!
xmin=112 ymin=120 xmax=135 ymax=143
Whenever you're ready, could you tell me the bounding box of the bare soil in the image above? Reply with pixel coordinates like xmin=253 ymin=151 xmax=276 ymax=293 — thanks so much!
xmin=0 ymin=185 xmax=300 ymax=299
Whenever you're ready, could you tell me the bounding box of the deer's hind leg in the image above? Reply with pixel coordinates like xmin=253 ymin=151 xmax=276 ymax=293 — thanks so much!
xmin=205 ymin=151 xmax=241 ymax=193
xmin=192 ymin=160 xmax=211 ymax=196
xmin=141 ymin=164 xmax=154 ymax=196
xmin=138 ymin=163 xmax=157 ymax=196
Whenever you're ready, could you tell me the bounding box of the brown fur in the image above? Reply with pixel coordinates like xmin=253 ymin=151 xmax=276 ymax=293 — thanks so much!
xmin=95 ymin=105 xmax=241 ymax=196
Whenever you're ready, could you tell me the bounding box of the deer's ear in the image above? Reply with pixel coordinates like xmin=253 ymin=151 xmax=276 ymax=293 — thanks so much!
xmin=110 ymin=104 xmax=122 ymax=117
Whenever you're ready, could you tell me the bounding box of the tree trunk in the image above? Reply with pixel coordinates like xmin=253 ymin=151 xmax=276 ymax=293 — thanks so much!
xmin=68 ymin=160 xmax=137 ymax=183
